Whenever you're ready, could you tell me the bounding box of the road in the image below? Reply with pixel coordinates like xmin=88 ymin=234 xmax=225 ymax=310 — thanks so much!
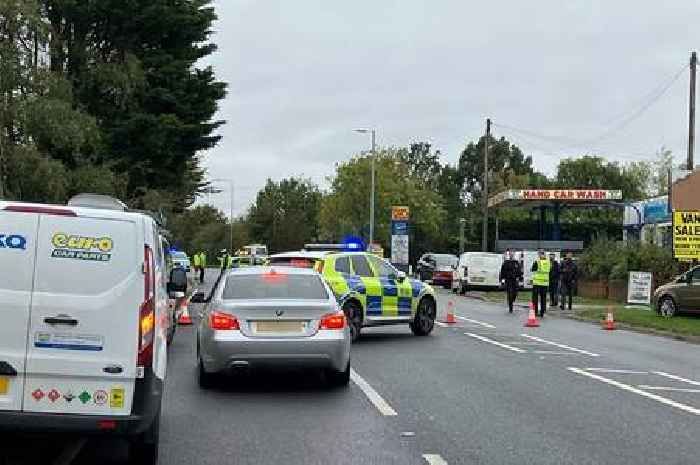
xmin=4 ymin=272 xmax=700 ymax=464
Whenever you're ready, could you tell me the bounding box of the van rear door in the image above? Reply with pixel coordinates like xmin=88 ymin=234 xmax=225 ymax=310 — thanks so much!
xmin=23 ymin=214 xmax=141 ymax=416
xmin=0 ymin=211 xmax=39 ymax=412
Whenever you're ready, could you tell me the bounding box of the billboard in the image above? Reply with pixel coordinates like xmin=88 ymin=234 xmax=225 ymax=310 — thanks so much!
xmin=673 ymin=211 xmax=700 ymax=261
xmin=391 ymin=206 xmax=409 ymax=266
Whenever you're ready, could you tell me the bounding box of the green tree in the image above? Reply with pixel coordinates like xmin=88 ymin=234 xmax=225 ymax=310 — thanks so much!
xmin=247 ymin=178 xmax=322 ymax=253
xmin=555 ymin=155 xmax=647 ymax=200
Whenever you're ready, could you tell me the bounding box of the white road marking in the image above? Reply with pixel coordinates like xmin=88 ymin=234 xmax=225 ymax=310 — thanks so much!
xmin=465 ymin=333 xmax=524 ymax=353
xmin=423 ymin=454 xmax=448 ymax=465
xmin=532 ymin=350 xmax=583 ymax=355
xmin=568 ymin=367 xmax=700 ymax=416
xmin=638 ymin=385 xmax=700 ymax=393
xmin=520 ymin=334 xmax=600 ymax=357
xmin=455 ymin=315 xmax=496 ymax=328
xmin=350 ymin=369 xmax=397 ymax=416
xmin=653 ymin=371 xmax=700 ymax=387
xmin=584 ymin=368 xmax=648 ymax=374
xmin=435 ymin=321 xmax=448 ymax=327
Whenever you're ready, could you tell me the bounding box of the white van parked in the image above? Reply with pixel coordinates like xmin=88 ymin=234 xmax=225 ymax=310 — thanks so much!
xmin=0 ymin=194 xmax=187 ymax=464
xmin=455 ymin=252 xmax=504 ymax=293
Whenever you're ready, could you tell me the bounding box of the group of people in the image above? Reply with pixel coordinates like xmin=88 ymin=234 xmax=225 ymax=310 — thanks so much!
xmin=192 ymin=251 xmax=207 ymax=284
xmin=499 ymin=249 xmax=578 ymax=316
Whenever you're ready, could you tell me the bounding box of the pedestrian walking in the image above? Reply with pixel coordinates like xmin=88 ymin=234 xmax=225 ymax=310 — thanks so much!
xmin=559 ymin=252 xmax=578 ymax=310
xmin=548 ymin=253 xmax=560 ymax=307
xmin=499 ymin=249 xmax=523 ymax=313
xmin=192 ymin=251 xmax=201 ymax=280
xmin=198 ymin=251 xmax=207 ymax=284
xmin=530 ymin=249 xmax=550 ymax=317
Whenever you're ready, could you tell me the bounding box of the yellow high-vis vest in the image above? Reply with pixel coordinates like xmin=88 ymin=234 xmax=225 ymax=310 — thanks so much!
xmin=532 ymin=259 xmax=551 ymax=287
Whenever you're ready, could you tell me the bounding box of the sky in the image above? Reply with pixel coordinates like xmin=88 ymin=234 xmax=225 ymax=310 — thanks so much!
xmin=197 ymin=0 xmax=699 ymax=217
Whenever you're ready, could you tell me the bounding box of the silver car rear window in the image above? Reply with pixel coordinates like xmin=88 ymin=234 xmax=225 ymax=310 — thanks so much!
xmin=222 ymin=274 xmax=329 ymax=300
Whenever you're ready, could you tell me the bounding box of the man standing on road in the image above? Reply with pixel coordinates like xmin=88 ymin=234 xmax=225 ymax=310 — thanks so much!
xmin=500 ymin=249 xmax=523 ymax=314
xmin=192 ymin=251 xmax=201 ymax=281
xmin=198 ymin=251 xmax=207 ymax=284
xmin=559 ymin=252 xmax=578 ymax=310
xmin=531 ymin=249 xmax=550 ymax=317
xmin=548 ymin=252 xmax=560 ymax=307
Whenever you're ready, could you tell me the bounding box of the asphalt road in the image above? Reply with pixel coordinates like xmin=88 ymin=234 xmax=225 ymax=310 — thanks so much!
xmin=3 ymin=272 xmax=700 ymax=464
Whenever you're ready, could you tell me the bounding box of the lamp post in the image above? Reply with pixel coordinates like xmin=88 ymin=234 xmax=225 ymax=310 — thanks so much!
xmin=211 ymin=178 xmax=234 ymax=252
xmin=353 ymin=128 xmax=376 ymax=247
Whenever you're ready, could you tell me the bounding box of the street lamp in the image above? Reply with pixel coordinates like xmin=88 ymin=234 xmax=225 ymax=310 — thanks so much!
xmin=353 ymin=128 xmax=376 ymax=247
xmin=210 ymin=178 xmax=234 ymax=252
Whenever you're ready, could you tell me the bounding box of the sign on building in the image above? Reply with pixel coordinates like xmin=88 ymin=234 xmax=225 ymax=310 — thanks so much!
xmin=627 ymin=271 xmax=652 ymax=305
xmin=673 ymin=211 xmax=700 ymax=261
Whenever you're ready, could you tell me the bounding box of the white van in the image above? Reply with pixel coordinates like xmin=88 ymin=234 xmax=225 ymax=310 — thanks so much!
xmin=456 ymin=252 xmax=504 ymax=292
xmin=0 ymin=195 xmax=187 ymax=464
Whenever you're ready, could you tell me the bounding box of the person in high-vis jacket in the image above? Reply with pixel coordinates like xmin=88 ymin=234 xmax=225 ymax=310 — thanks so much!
xmin=192 ymin=251 xmax=201 ymax=279
xmin=198 ymin=251 xmax=207 ymax=284
xmin=530 ymin=249 xmax=551 ymax=317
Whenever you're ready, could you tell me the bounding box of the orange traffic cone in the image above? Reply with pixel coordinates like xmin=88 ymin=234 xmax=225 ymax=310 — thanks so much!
xmin=178 ymin=299 xmax=193 ymax=325
xmin=602 ymin=309 xmax=615 ymax=331
xmin=442 ymin=300 xmax=457 ymax=324
xmin=524 ymin=302 xmax=539 ymax=327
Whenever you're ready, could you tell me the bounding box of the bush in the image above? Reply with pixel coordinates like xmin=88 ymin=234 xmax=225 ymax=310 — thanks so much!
xmin=579 ymin=239 xmax=678 ymax=284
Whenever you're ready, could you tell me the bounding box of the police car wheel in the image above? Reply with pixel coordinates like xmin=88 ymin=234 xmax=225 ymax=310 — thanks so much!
xmin=343 ymin=302 xmax=362 ymax=342
xmin=410 ymin=298 xmax=436 ymax=336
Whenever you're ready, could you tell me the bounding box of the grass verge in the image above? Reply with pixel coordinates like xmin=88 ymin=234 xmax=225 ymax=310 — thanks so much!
xmin=575 ymin=306 xmax=700 ymax=338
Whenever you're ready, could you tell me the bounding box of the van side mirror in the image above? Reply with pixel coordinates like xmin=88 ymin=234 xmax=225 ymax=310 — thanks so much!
xmin=168 ymin=268 xmax=188 ymax=297
xmin=190 ymin=291 xmax=207 ymax=303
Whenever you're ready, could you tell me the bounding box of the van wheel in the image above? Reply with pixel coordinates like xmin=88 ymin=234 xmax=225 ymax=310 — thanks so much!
xmin=130 ymin=406 xmax=160 ymax=465
xmin=342 ymin=301 xmax=362 ymax=343
xmin=198 ymin=358 xmax=217 ymax=389
xmin=410 ymin=298 xmax=436 ymax=336
xmin=325 ymin=361 xmax=350 ymax=388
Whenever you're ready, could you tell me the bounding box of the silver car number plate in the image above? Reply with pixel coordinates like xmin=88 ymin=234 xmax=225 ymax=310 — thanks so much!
xmin=255 ymin=321 xmax=304 ymax=333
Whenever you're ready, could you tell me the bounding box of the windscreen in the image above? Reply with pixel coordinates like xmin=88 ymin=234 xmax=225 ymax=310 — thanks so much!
xmin=434 ymin=255 xmax=458 ymax=267
xmin=223 ymin=274 xmax=329 ymax=300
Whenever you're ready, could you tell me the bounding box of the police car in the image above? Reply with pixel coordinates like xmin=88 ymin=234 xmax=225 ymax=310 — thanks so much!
xmin=315 ymin=251 xmax=437 ymax=342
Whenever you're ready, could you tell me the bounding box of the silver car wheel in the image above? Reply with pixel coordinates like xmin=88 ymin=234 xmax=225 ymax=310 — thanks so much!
xmin=660 ymin=297 xmax=676 ymax=318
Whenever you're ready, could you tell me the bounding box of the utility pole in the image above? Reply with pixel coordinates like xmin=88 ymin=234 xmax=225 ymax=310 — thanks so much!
xmin=459 ymin=218 xmax=466 ymax=255
xmin=688 ymin=51 xmax=697 ymax=171
xmin=482 ymin=118 xmax=491 ymax=252
xmin=370 ymin=129 xmax=376 ymax=247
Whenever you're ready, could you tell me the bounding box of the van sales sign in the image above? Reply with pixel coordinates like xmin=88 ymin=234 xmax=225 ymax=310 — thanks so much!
xmin=673 ymin=211 xmax=700 ymax=261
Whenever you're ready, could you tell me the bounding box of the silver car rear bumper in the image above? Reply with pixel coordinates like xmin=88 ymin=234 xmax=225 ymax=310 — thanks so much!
xmin=200 ymin=329 xmax=351 ymax=373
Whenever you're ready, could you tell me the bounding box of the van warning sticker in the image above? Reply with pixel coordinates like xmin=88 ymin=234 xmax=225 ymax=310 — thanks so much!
xmin=34 ymin=332 xmax=104 ymax=351
xmin=50 ymin=233 xmax=113 ymax=262
xmin=110 ymin=386 xmax=125 ymax=409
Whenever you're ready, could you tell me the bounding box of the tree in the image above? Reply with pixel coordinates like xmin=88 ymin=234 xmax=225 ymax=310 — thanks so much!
xmin=319 ymin=149 xmax=447 ymax=261
xmin=555 ymin=155 xmax=647 ymax=200
xmin=247 ymin=178 xmax=322 ymax=253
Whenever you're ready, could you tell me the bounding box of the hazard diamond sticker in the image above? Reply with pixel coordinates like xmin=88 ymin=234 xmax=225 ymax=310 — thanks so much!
xmin=31 ymin=389 xmax=44 ymax=401
xmin=47 ymin=389 xmax=61 ymax=403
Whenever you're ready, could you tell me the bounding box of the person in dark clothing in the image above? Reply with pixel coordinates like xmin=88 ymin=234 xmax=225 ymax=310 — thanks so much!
xmin=548 ymin=253 xmax=560 ymax=307
xmin=499 ymin=249 xmax=523 ymax=313
xmin=559 ymin=252 xmax=578 ymax=310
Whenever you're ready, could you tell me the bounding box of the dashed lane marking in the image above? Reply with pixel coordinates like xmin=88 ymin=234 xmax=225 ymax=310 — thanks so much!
xmin=350 ymin=369 xmax=398 ymax=416
xmin=568 ymin=367 xmax=700 ymax=416
xmin=520 ymin=334 xmax=600 ymax=357
xmin=423 ymin=454 xmax=448 ymax=465
xmin=465 ymin=333 xmax=525 ymax=353
xmin=584 ymin=368 xmax=648 ymax=374
xmin=653 ymin=371 xmax=700 ymax=386
xmin=455 ymin=315 xmax=496 ymax=328
xmin=638 ymin=385 xmax=700 ymax=393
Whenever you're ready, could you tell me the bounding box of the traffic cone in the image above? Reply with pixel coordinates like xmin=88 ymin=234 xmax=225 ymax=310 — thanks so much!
xmin=602 ymin=308 xmax=615 ymax=331
xmin=442 ymin=300 xmax=457 ymax=324
xmin=178 ymin=299 xmax=193 ymax=325
xmin=524 ymin=302 xmax=539 ymax=327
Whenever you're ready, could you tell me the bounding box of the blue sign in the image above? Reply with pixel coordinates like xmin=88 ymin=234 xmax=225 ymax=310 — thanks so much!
xmin=0 ymin=234 xmax=27 ymax=250
xmin=643 ymin=198 xmax=670 ymax=224
xmin=391 ymin=221 xmax=408 ymax=235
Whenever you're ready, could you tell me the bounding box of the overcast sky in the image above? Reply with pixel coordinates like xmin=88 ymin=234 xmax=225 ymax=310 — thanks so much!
xmin=198 ymin=0 xmax=698 ymax=217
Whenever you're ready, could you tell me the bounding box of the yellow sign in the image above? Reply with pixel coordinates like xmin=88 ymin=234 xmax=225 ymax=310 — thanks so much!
xmin=0 ymin=377 xmax=8 ymax=395
xmin=52 ymin=233 xmax=113 ymax=252
xmin=391 ymin=206 xmax=410 ymax=221
xmin=110 ymin=386 xmax=125 ymax=409
xmin=673 ymin=211 xmax=700 ymax=260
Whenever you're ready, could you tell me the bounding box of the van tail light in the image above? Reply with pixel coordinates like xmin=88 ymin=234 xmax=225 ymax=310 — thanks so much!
xmin=3 ymin=205 xmax=76 ymax=216
xmin=320 ymin=311 xmax=346 ymax=330
xmin=138 ymin=245 xmax=155 ymax=367
xmin=209 ymin=311 xmax=239 ymax=330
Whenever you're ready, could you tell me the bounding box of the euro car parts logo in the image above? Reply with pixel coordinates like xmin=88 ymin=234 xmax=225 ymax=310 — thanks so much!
xmin=0 ymin=234 xmax=27 ymax=250
xmin=51 ymin=232 xmax=113 ymax=262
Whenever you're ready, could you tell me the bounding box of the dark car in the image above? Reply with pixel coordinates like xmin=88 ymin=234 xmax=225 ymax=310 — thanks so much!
xmin=416 ymin=253 xmax=458 ymax=288
xmin=652 ymin=266 xmax=700 ymax=317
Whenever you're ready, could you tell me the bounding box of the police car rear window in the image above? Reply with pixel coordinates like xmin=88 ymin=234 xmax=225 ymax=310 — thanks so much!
xmin=350 ymin=256 xmax=373 ymax=277
xmin=222 ymin=274 xmax=329 ymax=300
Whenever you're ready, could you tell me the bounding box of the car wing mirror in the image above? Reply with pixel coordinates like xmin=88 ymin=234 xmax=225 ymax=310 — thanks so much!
xmin=395 ymin=271 xmax=407 ymax=283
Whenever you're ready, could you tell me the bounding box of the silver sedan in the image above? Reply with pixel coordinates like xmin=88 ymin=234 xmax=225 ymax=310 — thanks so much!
xmin=193 ymin=267 xmax=351 ymax=388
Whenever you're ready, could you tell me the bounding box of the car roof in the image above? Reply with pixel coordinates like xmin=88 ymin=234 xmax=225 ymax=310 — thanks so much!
xmin=224 ymin=266 xmax=319 ymax=276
